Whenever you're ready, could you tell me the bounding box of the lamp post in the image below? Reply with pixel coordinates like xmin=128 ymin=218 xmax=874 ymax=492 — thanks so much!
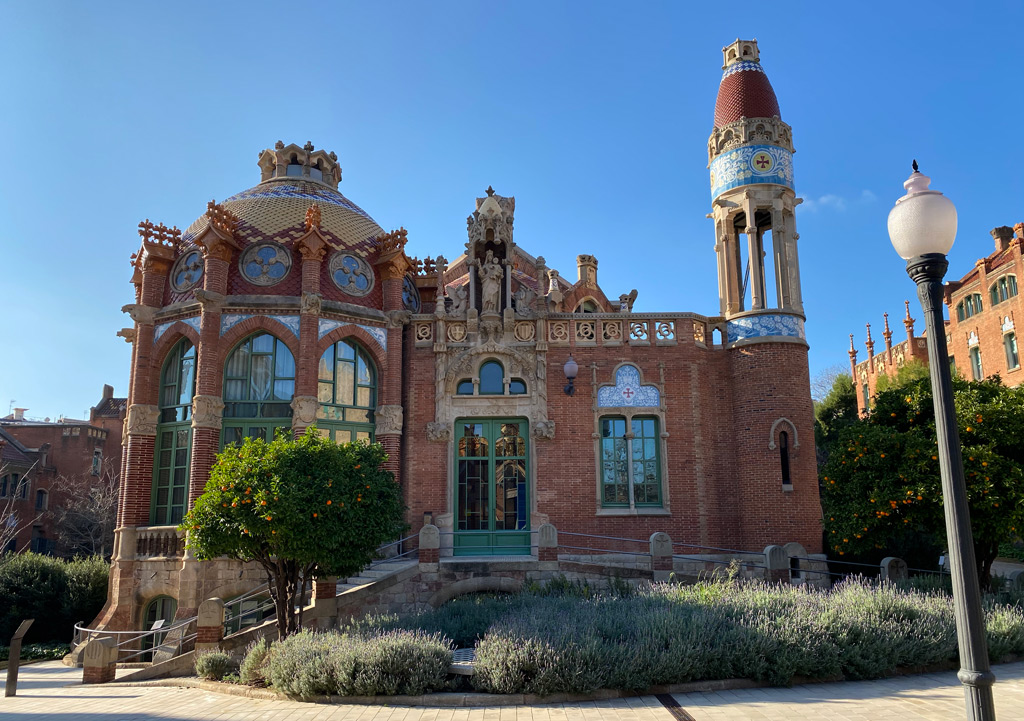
xmin=887 ymin=162 xmax=996 ymax=721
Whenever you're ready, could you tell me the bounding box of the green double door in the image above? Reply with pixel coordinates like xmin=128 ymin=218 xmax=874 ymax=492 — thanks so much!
xmin=454 ymin=419 xmax=530 ymax=555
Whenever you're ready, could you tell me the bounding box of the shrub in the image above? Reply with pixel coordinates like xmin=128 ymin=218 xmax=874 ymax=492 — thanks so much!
xmin=239 ymin=637 xmax=271 ymax=686
xmin=264 ymin=628 xmax=452 ymax=697
xmin=0 ymin=642 xmax=71 ymax=662
xmin=0 ymin=553 xmax=109 ymax=644
xmin=194 ymin=651 xmax=233 ymax=681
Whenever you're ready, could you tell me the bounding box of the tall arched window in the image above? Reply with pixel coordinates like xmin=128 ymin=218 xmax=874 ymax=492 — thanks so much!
xmin=317 ymin=339 xmax=376 ymax=443
xmin=153 ymin=339 xmax=196 ymax=525
xmin=779 ymin=431 xmax=791 ymax=486
xmin=222 ymin=333 xmax=295 ymax=446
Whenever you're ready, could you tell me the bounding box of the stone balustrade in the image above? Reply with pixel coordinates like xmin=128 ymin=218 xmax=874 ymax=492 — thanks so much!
xmin=134 ymin=526 xmax=186 ymax=559
xmin=412 ymin=313 xmax=728 ymax=349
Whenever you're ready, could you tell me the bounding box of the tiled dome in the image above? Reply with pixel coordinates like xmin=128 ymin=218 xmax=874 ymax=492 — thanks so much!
xmin=713 ymin=60 xmax=781 ymax=128
xmin=181 ymin=177 xmax=384 ymax=255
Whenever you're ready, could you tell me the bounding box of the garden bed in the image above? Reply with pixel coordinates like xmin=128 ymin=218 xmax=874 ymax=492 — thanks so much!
xmin=195 ymin=576 xmax=1024 ymax=700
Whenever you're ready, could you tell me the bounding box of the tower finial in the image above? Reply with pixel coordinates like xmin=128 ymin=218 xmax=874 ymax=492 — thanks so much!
xmin=912 ymin=159 xmax=919 ymax=173
xmin=849 ymin=333 xmax=856 ymax=353
xmin=485 ymin=185 xmax=495 ymax=197
xmin=865 ymin=323 xmax=875 ymax=357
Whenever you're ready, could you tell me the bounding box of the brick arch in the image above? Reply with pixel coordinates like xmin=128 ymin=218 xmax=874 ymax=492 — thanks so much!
xmin=316 ymin=325 xmax=388 ymax=374
xmin=219 ymin=316 xmax=301 ymax=365
xmin=562 ymin=285 xmax=612 ymax=313
xmin=768 ymin=417 xmax=799 ymax=449
xmin=151 ymin=323 xmax=201 ymax=375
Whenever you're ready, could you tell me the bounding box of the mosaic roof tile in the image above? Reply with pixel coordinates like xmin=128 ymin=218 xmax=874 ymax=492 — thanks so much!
xmin=180 ymin=178 xmax=384 ymax=253
xmin=714 ymin=61 xmax=781 ymax=128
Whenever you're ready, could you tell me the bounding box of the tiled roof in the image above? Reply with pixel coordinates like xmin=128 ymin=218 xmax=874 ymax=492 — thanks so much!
xmin=0 ymin=427 xmax=36 ymax=467
xmin=714 ymin=61 xmax=781 ymax=127
xmin=92 ymin=397 xmax=127 ymax=417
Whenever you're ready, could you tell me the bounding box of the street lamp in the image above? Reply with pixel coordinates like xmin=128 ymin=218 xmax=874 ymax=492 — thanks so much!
xmin=563 ymin=355 xmax=579 ymax=396
xmin=888 ymin=161 xmax=996 ymax=721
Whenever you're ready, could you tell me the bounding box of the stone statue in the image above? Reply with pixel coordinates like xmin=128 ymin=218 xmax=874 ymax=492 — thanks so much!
xmin=513 ymin=284 xmax=536 ymax=317
xmin=449 ymin=284 xmax=468 ymax=316
xmin=479 ymin=251 xmax=503 ymax=313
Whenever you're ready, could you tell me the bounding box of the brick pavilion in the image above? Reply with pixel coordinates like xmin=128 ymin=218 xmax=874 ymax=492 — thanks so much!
xmin=94 ymin=39 xmax=822 ymax=634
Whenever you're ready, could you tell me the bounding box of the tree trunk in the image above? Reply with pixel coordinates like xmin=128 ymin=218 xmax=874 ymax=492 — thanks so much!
xmin=976 ymin=540 xmax=999 ymax=592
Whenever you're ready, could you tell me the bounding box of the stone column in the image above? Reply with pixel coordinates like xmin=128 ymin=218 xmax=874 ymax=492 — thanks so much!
xmin=419 ymin=524 xmax=440 ymax=569
xmin=879 ymin=556 xmax=908 ymax=583
xmin=537 ymin=523 xmax=558 ymax=568
xmin=195 ymin=597 xmax=225 ymax=652
xmin=763 ymin=544 xmax=789 ymax=584
xmin=313 ymin=577 xmax=339 ymax=628
xmin=189 ymin=395 xmax=224 ymax=505
xmin=121 ymin=403 xmax=159 ymax=526
xmin=294 ymin=230 xmax=327 ymax=437
xmin=745 ymin=225 xmax=765 ymax=310
xmin=649 ymin=532 xmax=673 ymax=582
xmin=81 ymin=637 xmax=118 ymax=685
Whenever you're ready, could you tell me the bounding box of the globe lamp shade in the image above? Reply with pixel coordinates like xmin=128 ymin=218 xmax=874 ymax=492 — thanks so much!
xmin=887 ymin=167 xmax=957 ymax=260
xmin=563 ymin=356 xmax=579 ymax=381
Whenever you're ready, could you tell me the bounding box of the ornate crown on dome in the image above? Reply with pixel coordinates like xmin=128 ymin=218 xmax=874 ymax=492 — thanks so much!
xmin=713 ymin=39 xmax=781 ymax=128
xmin=177 ymin=141 xmax=385 ymax=253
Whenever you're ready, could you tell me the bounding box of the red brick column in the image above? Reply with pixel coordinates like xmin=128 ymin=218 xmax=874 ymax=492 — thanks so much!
xmin=195 ymin=597 xmax=225 ymax=652
xmin=419 ymin=524 xmax=440 ymax=566
xmin=81 ymin=637 xmax=117 ymax=684
xmin=188 ymin=252 xmax=230 ymax=505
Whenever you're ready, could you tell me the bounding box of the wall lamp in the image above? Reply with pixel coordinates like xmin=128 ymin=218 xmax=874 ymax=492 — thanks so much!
xmin=563 ymin=355 xmax=579 ymax=396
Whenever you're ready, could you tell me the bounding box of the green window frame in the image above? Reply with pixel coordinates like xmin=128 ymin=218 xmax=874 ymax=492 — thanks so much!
xmin=152 ymin=339 xmax=196 ymax=525
xmin=317 ymin=338 xmax=376 ymax=444
xmin=599 ymin=416 xmax=661 ymax=507
xmin=970 ymin=346 xmax=983 ymax=381
xmin=1005 ymin=332 xmax=1020 ymax=370
xmin=222 ymin=333 xmax=295 ymax=448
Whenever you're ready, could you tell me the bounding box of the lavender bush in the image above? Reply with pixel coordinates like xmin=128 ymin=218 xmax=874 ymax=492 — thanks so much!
xmin=263 ymin=628 xmax=452 ymax=697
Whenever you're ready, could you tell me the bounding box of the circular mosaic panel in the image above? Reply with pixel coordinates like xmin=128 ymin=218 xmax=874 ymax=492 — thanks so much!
xmin=170 ymin=249 xmax=204 ymax=292
xmin=239 ymin=243 xmax=291 ymax=286
xmin=329 ymin=252 xmax=375 ymax=297
xmin=403 ymin=275 xmax=421 ymax=313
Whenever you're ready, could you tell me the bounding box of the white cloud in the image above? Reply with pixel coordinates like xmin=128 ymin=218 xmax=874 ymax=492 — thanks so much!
xmin=799 ymin=189 xmax=877 ymax=214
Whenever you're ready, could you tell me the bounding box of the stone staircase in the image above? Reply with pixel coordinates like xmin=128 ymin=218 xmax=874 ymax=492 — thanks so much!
xmin=336 ymin=559 xmax=420 ymax=596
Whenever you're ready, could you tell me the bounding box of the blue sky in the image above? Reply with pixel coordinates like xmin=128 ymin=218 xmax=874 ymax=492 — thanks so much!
xmin=1 ymin=1 xmax=1022 ymax=419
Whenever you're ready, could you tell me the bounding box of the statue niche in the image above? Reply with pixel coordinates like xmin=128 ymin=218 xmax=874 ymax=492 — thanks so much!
xmin=478 ymin=250 xmax=504 ymax=314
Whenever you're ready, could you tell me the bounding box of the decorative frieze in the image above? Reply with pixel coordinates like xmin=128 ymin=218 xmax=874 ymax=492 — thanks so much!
xmin=290 ymin=396 xmax=318 ymax=426
xmin=191 ymin=395 xmax=225 ymax=430
xmin=375 ymin=405 xmax=404 ymax=436
xmin=426 ymin=422 xmax=450 ymax=442
xmin=126 ymin=404 xmax=160 ymax=437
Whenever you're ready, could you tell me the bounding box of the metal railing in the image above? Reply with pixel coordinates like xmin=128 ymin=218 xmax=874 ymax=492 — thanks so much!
xmin=72 ymin=616 xmax=197 ymax=663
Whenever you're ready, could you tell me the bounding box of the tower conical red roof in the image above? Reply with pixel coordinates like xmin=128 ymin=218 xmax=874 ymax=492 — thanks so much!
xmin=714 ymin=60 xmax=780 ymax=128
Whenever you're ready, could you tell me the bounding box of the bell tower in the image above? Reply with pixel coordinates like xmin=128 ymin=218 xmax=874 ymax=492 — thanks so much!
xmin=708 ymin=39 xmax=803 ymax=323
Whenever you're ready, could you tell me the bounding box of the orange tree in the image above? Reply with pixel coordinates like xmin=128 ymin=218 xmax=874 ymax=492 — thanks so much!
xmin=180 ymin=429 xmax=405 ymax=638
xmin=821 ymin=375 xmax=1024 ymax=588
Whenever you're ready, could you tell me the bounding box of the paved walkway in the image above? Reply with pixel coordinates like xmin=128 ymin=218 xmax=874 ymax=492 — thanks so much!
xmin=2 ymin=660 xmax=1024 ymax=720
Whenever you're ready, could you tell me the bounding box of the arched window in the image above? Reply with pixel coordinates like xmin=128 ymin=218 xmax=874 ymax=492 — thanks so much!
xmin=575 ymin=299 xmax=599 ymax=313
xmin=222 ymin=333 xmax=295 ymax=447
xmin=35 ymin=489 xmax=47 ymax=510
xmin=456 ymin=361 xmax=525 ymax=396
xmin=779 ymin=431 xmax=791 ymax=486
xmin=957 ymin=293 xmax=984 ymax=321
xmin=970 ymin=346 xmax=983 ymax=381
xmin=141 ymin=595 xmax=177 ymax=660
xmin=1006 ymin=332 xmax=1020 ymax=370
xmin=479 ymin=361 xmax=504 ymax=395
xmin=991 ymin=275 xmax=1018 ymax=306
xmin=153 ymin=339 xmax=196 ymax=526
xmin=317 ymin=339 xmax=376 ymax=443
